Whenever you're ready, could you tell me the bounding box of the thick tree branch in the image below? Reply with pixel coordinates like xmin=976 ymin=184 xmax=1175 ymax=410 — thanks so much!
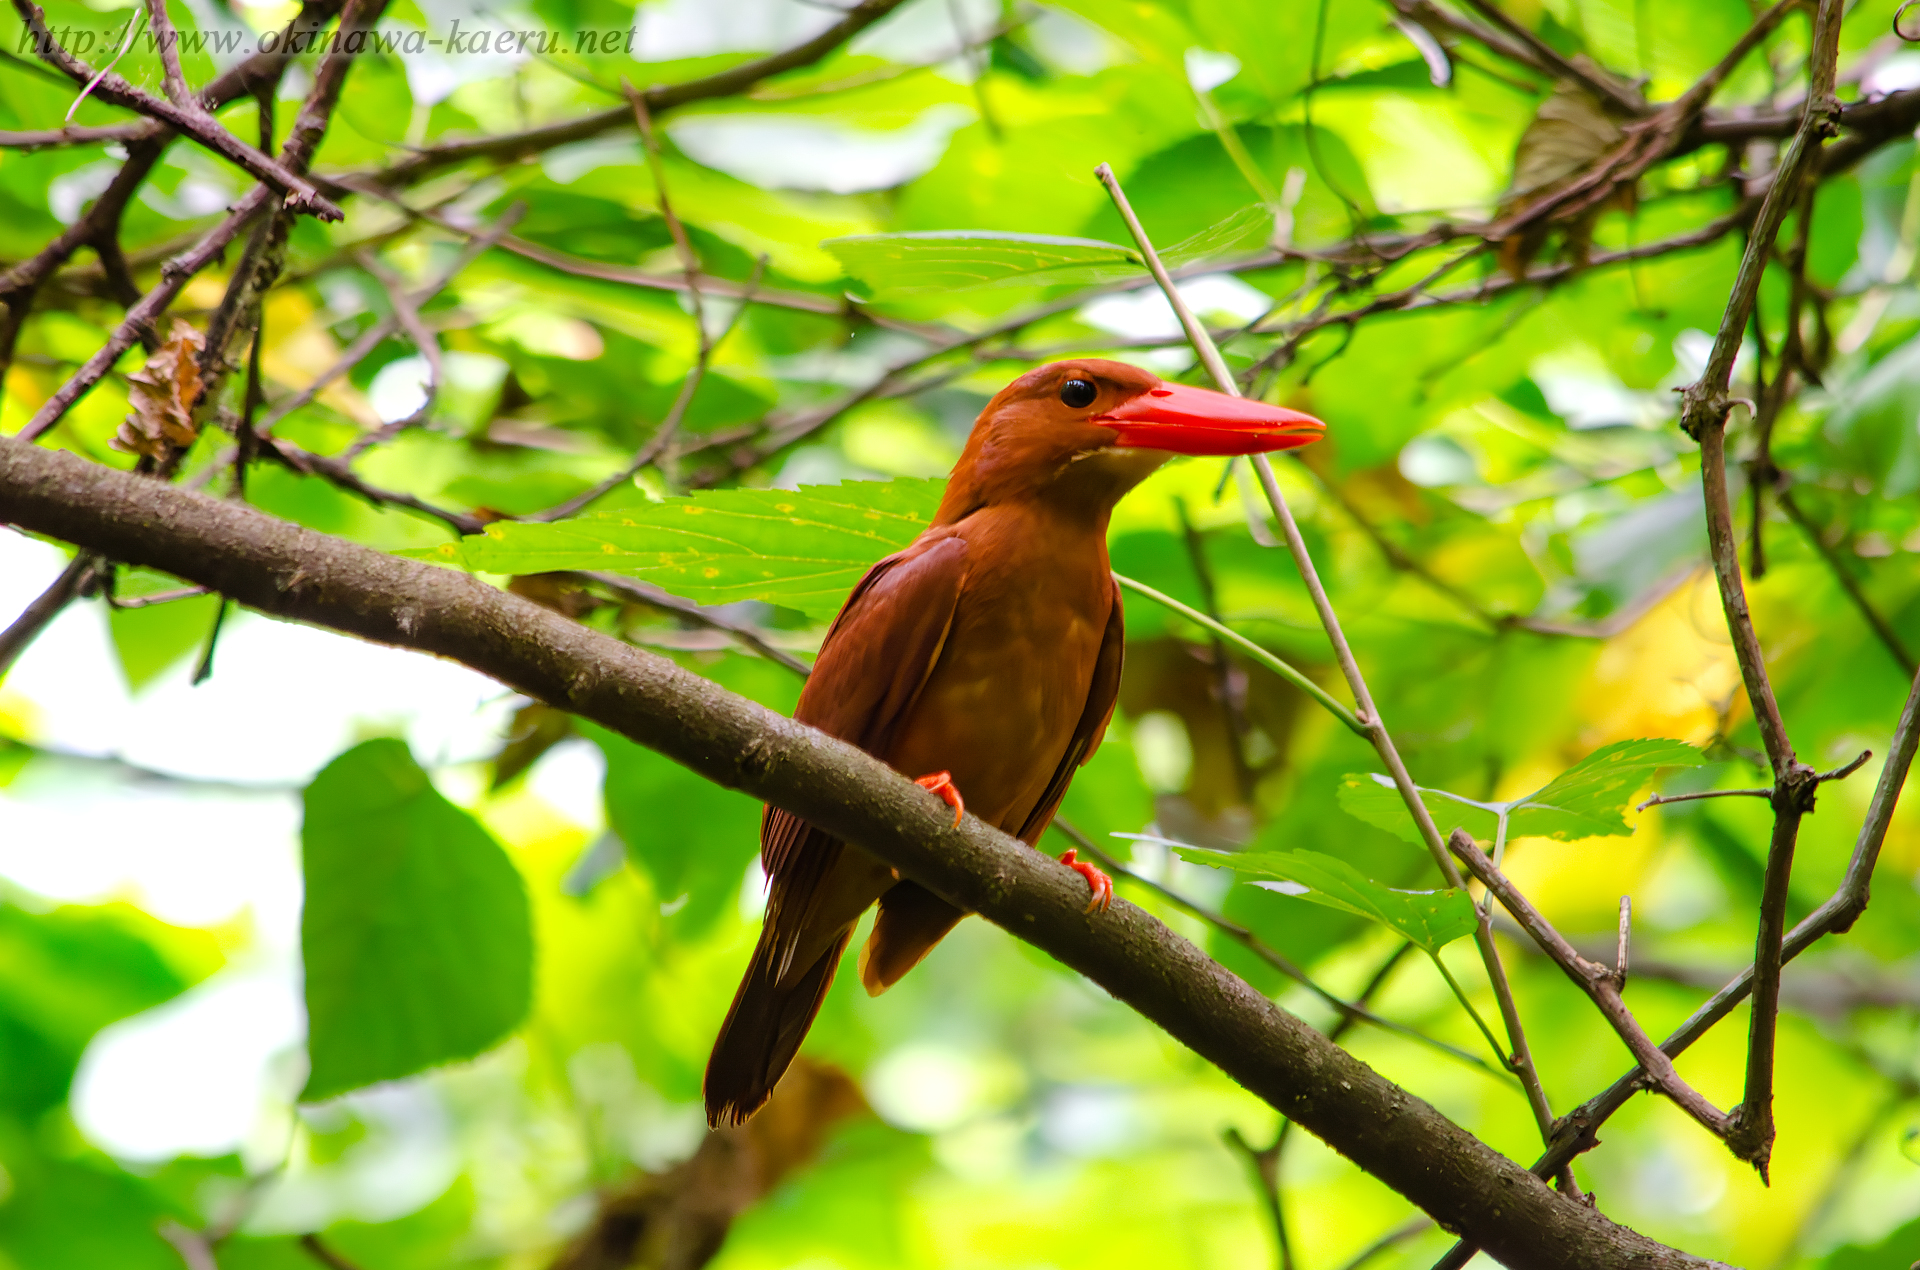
xmin=0 ymin=435 xmax=1727 ymax=1270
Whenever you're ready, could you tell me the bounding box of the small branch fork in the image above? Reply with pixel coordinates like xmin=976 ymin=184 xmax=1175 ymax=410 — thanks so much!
xmin=9 ymin=0 xmax=343 ymax=220
xmin=1514 ymin=659 xmax=1920 ymax=1188
xmin=1447 ymin=830 xmax=1733 ymax=1140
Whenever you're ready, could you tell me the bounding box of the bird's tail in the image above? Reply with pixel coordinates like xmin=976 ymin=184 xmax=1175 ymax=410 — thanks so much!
xmin=703 ymin=921 xmax=852 ymax=1128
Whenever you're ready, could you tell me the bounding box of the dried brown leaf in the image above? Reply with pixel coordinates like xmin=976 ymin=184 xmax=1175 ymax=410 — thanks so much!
xmin=113 ymin=321 xmax=207 ymax=458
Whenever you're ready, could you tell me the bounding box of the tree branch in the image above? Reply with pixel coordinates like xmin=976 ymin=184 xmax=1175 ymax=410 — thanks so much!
xmin=1447 ymin=830 xmax=1735 ymax=1142
xmin=0 ymin=549 xmax=94 ymax=678
xmin=1516 ymin=658 xmax=1920 ymax=1185
xmin=0 ymin=434 xmax=1730 ymax=1270
xmin=1776 ymin=487 xmax=1917 ymax=676
xmin=8 ymin=0 xmax=343 ymax=219
xmin=368 ymin=0 xmax=911 ymax=188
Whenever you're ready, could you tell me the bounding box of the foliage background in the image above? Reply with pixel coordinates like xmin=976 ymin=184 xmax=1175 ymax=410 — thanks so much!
xmin=2 ymin=0 xmax=1920 ymax=1265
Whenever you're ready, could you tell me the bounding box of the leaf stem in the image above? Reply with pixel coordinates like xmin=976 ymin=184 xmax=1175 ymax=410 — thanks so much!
xmin=1112 ymin=571 xmax=1364 ymax=735
xmin=1427 ymin=950 xmax=1507 ymax=1069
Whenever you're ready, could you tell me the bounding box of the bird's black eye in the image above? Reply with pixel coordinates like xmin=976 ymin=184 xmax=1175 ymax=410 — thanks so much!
xmin=1060 ymin=378 xmax=1097 ymax=409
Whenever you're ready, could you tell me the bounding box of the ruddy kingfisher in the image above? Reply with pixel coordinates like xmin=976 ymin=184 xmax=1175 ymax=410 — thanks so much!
xmin=705 ymin=358 xmax=1325 ymax=1126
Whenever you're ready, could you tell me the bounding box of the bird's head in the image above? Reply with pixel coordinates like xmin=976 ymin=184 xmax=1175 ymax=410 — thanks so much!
xmin=935 ymin=359 xmax=1325 ymax=524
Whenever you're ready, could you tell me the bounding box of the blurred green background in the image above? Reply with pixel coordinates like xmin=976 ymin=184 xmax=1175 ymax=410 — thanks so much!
xmin=3 ymin=0 xmax=1920 ymax=1265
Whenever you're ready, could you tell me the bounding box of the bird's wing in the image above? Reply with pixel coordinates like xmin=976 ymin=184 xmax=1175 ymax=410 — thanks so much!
xmin=759 ymin=535 xmax=969 ymax=972
xmin=1015 ymin=574 xmax=1125 ymax=844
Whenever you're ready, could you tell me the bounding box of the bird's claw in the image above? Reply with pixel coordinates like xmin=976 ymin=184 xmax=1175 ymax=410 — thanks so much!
xmin=915 ymin=770 xmax=964 ymax=828
xmin=1058 ymin=848 xmax=1113 ymax=914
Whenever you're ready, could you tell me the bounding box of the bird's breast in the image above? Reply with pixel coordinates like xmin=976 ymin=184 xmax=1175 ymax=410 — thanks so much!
xmin=885 ymin=523 xmax=1114 ymax=835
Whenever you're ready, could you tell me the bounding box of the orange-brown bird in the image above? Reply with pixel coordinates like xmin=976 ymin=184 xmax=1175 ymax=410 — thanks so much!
xmin=704 ymin=359 xmax=1325 ymax=1126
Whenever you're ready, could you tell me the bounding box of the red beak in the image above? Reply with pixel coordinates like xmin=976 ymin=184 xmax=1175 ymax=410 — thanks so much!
xmin=1094 ymin=381 xmax=1325 ymax=456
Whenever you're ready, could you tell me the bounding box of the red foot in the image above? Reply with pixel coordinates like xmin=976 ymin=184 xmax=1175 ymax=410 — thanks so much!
xmin=1059 ymin=848 xmax=1113 ymax=914
xmin=915 ymin=770 xmax=964 ymax=828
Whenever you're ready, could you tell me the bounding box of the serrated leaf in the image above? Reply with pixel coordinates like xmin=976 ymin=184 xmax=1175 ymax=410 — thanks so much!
xmin=823 ymin=205 xmax=1271 ymax=300
xmin=1507 ymin=738 xmax=1705 ymax=840
xmin=1179 ymin=846 xmax=1475 ymax=954
xmin=823 ymin=230 xmax=1143 ymax=298
xmin=1335 ymin=772 xmax=1500 ymax=845
xmin=413 ymin=479 xmax=946 ymax=621
xmin=1337 ymin=738 xmax=1704 ymax=847
xmin=1159 ymin=203 xmax=1274 ymax=267
xmin=300 ymin=739 xmax=532 ymax=1102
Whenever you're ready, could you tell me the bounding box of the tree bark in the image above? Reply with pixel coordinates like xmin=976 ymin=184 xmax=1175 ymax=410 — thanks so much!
xmin=0 ymin=437 xmax=1727 ymax=1270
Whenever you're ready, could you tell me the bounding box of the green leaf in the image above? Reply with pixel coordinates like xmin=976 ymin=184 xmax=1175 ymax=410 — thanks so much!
xmin=1179 ymin=846 xmax=1475 ymax=954
xmin=1335 ymin=773 xmax=1500 ymax=845
xmin=823 ymin=230 xmax=1143 ymax=298
xmin=1506 ymin=738 xmax=1706 ymax=840
xmin=299 ymin=739 xmax=532 ymax=1102
xmin=1336 ymin=738 xmax=1705 ymax=846
xmin=823 ymin=205 xmax=1270 ymax=300
xmin=412 ymin=479 xmax=945 ymax=621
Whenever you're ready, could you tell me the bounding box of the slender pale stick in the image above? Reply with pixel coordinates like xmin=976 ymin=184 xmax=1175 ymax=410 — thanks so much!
xmin=1112 ymin=572 xmax=1363 ymax=735
xmin=1094 ymin=161 xmax=1575 ymax=1195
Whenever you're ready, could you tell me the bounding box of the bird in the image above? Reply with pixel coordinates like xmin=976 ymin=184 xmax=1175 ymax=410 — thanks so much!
xmin=704 ymin=358 xmax=1326 ymax=1127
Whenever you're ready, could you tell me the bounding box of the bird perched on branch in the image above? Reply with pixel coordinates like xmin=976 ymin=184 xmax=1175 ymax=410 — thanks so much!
xmin=705 ymin=358 xmax=1325 ymax=1126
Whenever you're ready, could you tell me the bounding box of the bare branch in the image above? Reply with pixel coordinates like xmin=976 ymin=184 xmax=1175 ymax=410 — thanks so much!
xmin=1449 ymin=830 xmax=1735 ymax=1142
xmin=1513 ymin=659 xmax=1920 ymax=1187
xmin=8 ymin=0 xmax=343 ymax=219
xmin=1454 ymin=0 xmax=1646 ymax=113
xmin=1776 ymin=488 xmax=1918 ymax=676
xmin=0 ymin=550 xmax=94 ymax=678
xmin=369 ymin=0 xmax=913 ymax=188
xmin=141 ymin=0 xmax=195 ymax=108
xmin=256 ymin=204 xmax=526 ymax=438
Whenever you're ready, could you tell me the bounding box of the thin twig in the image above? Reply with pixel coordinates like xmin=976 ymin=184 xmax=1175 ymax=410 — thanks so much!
xmin=141 ymin=0 xmax=196 ymax=108
xmin=1456 ymin=0 xmax=1646 ymax=113
xmin=367 ymin=0 xmax=912 ymax=188
xmin=526 ymin=252 xmax=766 ymax=523
xmin=158 ymin=1221 xmax=218 ymax=1270
xmin=1334 ymin=1217 xmax=1436 ymax=1270
xmin=297 ymin=1233 xmax=367 ymax=1270
xmin=1094 ymin=160 xmax=1576 ymax=1193
xmin=341 ymin=247 xmax=446 ymax=450
xmin=1615 ymin=896 xmax=1630 ymax=988
xmin=1052 ymin=822 xmax=1506 ymax=1078
xmin=1507 ymin=660 xmax=1920 ymax=1196
xmin=1776 ymin=487 xmax=1917 ymax=676
xmin=10 ymin=0 xmax=343 ymax=219
xmin=1112 ymin=573 xmax=1362 ymax=735
xmin=256 ymin=204 xmax=526 ymax=438
xmin=1448 ymin=830 xmax=1736 ymax=1142
xmin=575 ymin=571 xmax=812 ymax=678
xmin=1637 ymin=786 xmax=1772 ymax=810
xmin=0 ymin=551 xmax=94 ymax=678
